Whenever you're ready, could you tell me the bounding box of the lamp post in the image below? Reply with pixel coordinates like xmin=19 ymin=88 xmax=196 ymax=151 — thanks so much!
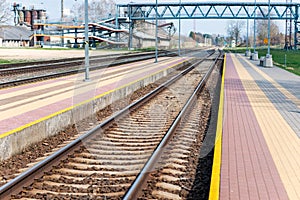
xmin=267 ymin=0 xmax=271 ymax=56
xmin=178 ymin=0 xmax=181 ymax=56
xmin=84 ymin=0 xmax=90 ymax=81
xmin=155 ymin=0 xmax=158 ymax=63
xmin=61 ymin=0 xmax=64 ymax=47
xmin=253 ymin=0 xmax=256 ymax=52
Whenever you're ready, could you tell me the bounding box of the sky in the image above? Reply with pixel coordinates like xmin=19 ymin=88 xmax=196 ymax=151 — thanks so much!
xmin=7 ymin=0 xmax=300 ymax=36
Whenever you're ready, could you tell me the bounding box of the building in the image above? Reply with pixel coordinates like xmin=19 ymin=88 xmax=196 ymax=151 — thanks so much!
xmin=6 ymin=3 xmax=175 ymax=49
xmin=0 ymin=25 xmax=33 ymax=47
xmin=131 ymin=21 xmax=175 ymax=49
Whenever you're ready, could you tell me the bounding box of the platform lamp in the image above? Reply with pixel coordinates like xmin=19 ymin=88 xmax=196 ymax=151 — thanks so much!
xmin=84 ymin=0 xmax=90 ymax=81
xmin=155 ymin=0 xmax=158 ymax=63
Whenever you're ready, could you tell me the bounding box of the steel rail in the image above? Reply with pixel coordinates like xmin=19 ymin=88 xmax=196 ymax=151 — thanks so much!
xmin=0 ymin=52 xmax=136 ymax=69
xmin=0 ymin=50 xmax=176 ymax=72
xmin=123 ymin=50 xmax=222 ymax=199
xmin=0 ymin=51 xmax=177 ymax=88
xmin=0 ymin=50 xmax=215 ymax=199
xmin=0 ymin=49 xmax=210 ymax=88
xmin=0 ymin=48 xmax=203 ymax=70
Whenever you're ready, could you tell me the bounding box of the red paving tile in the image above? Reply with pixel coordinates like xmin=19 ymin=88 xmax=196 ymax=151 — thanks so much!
xmin=220 ymin=55 xmax=289 ymax=200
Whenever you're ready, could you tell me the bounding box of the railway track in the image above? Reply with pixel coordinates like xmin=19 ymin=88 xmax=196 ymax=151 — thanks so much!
xmin=0 ymin=50 xmax=222 ymax=199
xmin=0 ymin=50 xmax=174 ymax=71
xmin=0 ymin=50 xmax=177 ymax=88
xmin=0 ymin=49 xmax=208 ymax=89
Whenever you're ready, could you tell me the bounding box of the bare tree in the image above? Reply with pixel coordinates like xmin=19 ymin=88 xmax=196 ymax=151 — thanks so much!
xmin=254 ymin=8 xmax=283 ymax=46
xmin=227 ymin=20 xmax=245 ymax=45
xmin=257 ymin=20 xmax=281 ymax=45
xmin=0 ymin=0 xmax=11 ymax=24
xmin=72 ymin=0 xmax=116 ymax=23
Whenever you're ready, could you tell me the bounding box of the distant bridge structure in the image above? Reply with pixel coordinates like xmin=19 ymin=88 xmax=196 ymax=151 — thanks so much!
xmin=117 ymin=2 xmax=300 ymax=49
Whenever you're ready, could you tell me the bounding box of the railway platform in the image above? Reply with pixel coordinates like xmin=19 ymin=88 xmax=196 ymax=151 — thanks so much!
xmin=0 ymin=56 xmax=192 ymax=160
xmin=210 ymin=53 xmax=300 ymax=200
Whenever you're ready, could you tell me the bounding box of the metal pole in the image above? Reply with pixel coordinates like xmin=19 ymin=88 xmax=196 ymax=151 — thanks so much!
xmin=128 ymin=5 xmax=133 ymax=50
xmin=84 ymin=0 xmax=90 ymax=81
xmin=61 ymin=0 xmax=64 ymax=47
xmin=246 ymin=6 xmax=249 ymax=51
xmin=285 ymin=0 xmax=288 ymax=50
xmin=155 ymin=0 xmax=158 ymax=63
xmin=129 ymin=21 xmax=133 ymax=50
xmin=115 ymin=4 xmax=120 ymax=49
xmin=178 ymin=0 xmax=181 ymax=56
xmin=253 ymin=0 xmax=256 ymax=52
xmin=74 ymin=0 xmax=78 ymax=25
xmin=267 ymin=0 xmax=271 ymax=55
xmin=61 ymin=0 xmax=64 ymax=21
xmin=289 ymin=0 xmax=292 ymax=49
xmin=294 ymin=5 xmax=298 ymax=49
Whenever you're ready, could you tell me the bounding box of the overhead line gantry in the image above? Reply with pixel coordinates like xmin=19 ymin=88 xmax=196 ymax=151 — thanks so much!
xmin=117 ymin=2 xmax=299 ymax=48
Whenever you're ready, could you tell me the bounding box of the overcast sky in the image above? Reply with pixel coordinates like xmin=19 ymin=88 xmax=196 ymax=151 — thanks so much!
xmin=7 ymin=0 xmax=300 ymax=36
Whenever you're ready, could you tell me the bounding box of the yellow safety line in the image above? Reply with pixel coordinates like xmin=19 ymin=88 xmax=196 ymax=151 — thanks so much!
xmin=208 ymin=54 xmax=226 ymax=200
xmin=0 ymin=58 xmax=190 ymax=139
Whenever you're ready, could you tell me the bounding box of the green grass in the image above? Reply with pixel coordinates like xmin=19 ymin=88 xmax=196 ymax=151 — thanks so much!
xmin=0 ymin=59 xmax=19 ymax=64
xmin=0 ymin=59 xmax=32 ymax=64
xmin=224 ymin=47 xmax=300 ymax=76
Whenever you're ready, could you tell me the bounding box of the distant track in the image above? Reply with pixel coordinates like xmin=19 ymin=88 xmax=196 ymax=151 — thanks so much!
xmin=0 ymin=50 xmax=177 ymax=89
xmin=0 ymin=50 xmax=171 ymax=70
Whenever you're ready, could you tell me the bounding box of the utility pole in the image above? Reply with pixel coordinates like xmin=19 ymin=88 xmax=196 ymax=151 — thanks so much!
xmin=155 ymin=0 xmax=158 ymax=63
xmin=84 ymin=0 xmax=90 ymax=81
xmin=61 ymin=0 xmax=64 ymax=20
xmin=61 ymin=0 xmax=64 ymax=47
xmin=253 ymin=0 xmax=256 ymax=52
xmin=178 ymin=0 xmax=181 ymax=56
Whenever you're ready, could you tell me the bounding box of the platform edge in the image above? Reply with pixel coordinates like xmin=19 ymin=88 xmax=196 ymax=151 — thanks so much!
xmin=208 ymin=54 xmax=226 ymax=200
xmin=0 ymin=58 xmax=190 ymax=140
